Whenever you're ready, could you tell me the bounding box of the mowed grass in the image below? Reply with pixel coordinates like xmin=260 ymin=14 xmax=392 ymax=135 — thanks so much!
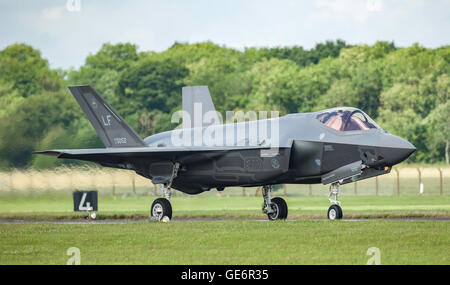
xmin=0 ymin=220 xmax=448 ymax=264
xmin=0 ymin=194 xmax=449 ymax=219
xmin=0 ymin=195 xmax=449 ymax=265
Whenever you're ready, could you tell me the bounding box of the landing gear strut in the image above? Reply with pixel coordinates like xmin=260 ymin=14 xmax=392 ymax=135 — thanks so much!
xmin=327 ymin=182 xmax=343 ymax=220
xmin=262 ymin=185 xmax=288 ymax=220
xmin=150 ymin=162 xmax=180 ymax=221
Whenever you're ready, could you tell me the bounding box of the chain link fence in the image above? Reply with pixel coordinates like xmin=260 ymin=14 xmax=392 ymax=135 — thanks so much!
xmin=0 ymin=166 xmax=448 ymax=197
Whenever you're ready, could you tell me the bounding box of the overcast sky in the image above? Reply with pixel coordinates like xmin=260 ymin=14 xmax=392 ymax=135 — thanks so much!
xmin=1 ymin=0 xmax=449 ymax=69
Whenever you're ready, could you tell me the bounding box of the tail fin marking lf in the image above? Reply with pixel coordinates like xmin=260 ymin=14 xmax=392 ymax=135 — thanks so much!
xmin=68 ymin=85 xmax=146 ymax=148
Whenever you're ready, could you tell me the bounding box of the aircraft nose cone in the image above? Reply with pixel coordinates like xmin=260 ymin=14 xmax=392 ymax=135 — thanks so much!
xmin=393 ymin=144 xmax=416 ymax=163
xmin=380 ymin=134 xmax=416 ymax=166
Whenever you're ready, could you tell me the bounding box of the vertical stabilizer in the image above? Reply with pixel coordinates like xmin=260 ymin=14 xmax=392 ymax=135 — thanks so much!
xmin=182 ymin=86 xmax=220 ymax=129
xmin=68 ymin=85 xmax=146 ymax=148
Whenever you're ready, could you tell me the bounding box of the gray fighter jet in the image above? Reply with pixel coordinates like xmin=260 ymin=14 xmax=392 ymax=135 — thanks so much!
xmin=36 ymin=85 xmax=416 ymax=221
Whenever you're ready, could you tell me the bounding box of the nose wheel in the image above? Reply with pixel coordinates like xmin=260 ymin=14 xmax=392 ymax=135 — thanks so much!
xmin=327 ymin=182 xmax=343 ymax=220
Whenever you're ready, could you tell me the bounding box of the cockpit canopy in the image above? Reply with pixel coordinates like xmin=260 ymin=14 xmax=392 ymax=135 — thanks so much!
xmin=316 ymin=107 xmax=381 ymax=132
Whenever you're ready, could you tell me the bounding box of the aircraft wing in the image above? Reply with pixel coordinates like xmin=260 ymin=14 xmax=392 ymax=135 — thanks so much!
xmin=35 ymin=145 xmax=269 ymax=164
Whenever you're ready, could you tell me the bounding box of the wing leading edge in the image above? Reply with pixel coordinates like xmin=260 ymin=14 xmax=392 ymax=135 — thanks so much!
xmin=34 ymin=145 xmax=270 ymax=164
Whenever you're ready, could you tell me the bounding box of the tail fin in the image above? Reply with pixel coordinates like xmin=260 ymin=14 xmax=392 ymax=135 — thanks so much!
xmin=182 ymin=86 xmax=220 ymax=129
xmin=68 ymin=85 xmax=146 ymax=148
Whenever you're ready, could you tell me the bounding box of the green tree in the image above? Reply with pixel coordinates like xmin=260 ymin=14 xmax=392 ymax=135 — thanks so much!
xmin=316 ymin=78 xmax=358 ymax=109
xmin=67 ymin=42 xmax=139 ymax=103
xmin=246 ymin=58 xmax=303 ymax=114
xmin=0 ymin=79 xmax=22 ymax=116
xmin=155 ymin=42 xmax=242 ymax=66
xmin=0 ymin=91 xmax=79 ymax=167
xmin=183 ymin=54 xmax=251 ymax=113
xmin=0 ymin=44 xmax=61 ymax=97
xmin=244 ymin=40 xmax=350 ymax=67
xmin=85 ymin=42 xmax=139 ymax=72
xmin=377 ymin=83 xmax=427 ymax=162
xmin=424 ymin=101 xmax=450 ymax=164
xmin=115 ymin=57 xmax=189 ymax=135
xmin=351 ymin=62 xmax=383 ymax=118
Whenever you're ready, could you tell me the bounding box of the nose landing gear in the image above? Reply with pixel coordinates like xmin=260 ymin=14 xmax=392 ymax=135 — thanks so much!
xmin=327 ymin=182 xmax=343 ymax=220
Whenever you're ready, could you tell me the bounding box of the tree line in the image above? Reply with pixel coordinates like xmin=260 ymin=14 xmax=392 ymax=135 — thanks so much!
xmin=0 ymin=40 xmax=448 ymax=169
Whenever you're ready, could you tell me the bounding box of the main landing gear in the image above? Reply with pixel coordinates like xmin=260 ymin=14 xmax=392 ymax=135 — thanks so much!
xmin=262 ymin=185 xmax=288 ymax=220
xmin=327 ymin=182 xmax=343 ymax=220
xmin=150 ymin=162 xmax=180 ymax=222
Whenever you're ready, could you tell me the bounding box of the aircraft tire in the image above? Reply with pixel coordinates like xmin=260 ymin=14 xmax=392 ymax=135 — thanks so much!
xmin=267 ymin=197 xmax=288 ymax=220
xmin=151 ymin=198 xmax=172 ymax=221
xmin=327 ymin=204 xmax=343 ymax=220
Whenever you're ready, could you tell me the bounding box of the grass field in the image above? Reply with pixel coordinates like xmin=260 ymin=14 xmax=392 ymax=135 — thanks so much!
xmin=1 ymin=183 xmax=449 ymax=265
xmin=0 ymin=220 xmax=448 ymax=264
xmin=0 ymin=194 xmax=449 ymax=265
xmin=0 ymin=195 xmax=449 ymax=219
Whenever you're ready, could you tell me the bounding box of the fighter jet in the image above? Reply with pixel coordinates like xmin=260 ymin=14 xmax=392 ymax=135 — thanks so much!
xmin=36 ymin=85 xmax=416 ymax=221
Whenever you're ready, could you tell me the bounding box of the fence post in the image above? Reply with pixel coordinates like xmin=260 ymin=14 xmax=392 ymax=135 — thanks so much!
xmin=255 ymin=187 xmax=261 ymax=197
xmin=354 ymin=181 xmax=358 ymax=196
xmin=242 ymin=187 xmax=246 ymax=197
xmin=438 ymin=168 xmax=443 ymax=196
xmin=111 ymin=172 xmax=116 ymax=197
xmin=375 ymin=176 xmax=379 ymax=196
xmin=394 ymin=168 xmax=400 ymax=196
xmin=417 ymin=167 xmax=422 ymax=195
xmin=131 ymin=173 xmax=136 ymax=195
xmin=308 ymin=184 xmax=312 ymax=196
